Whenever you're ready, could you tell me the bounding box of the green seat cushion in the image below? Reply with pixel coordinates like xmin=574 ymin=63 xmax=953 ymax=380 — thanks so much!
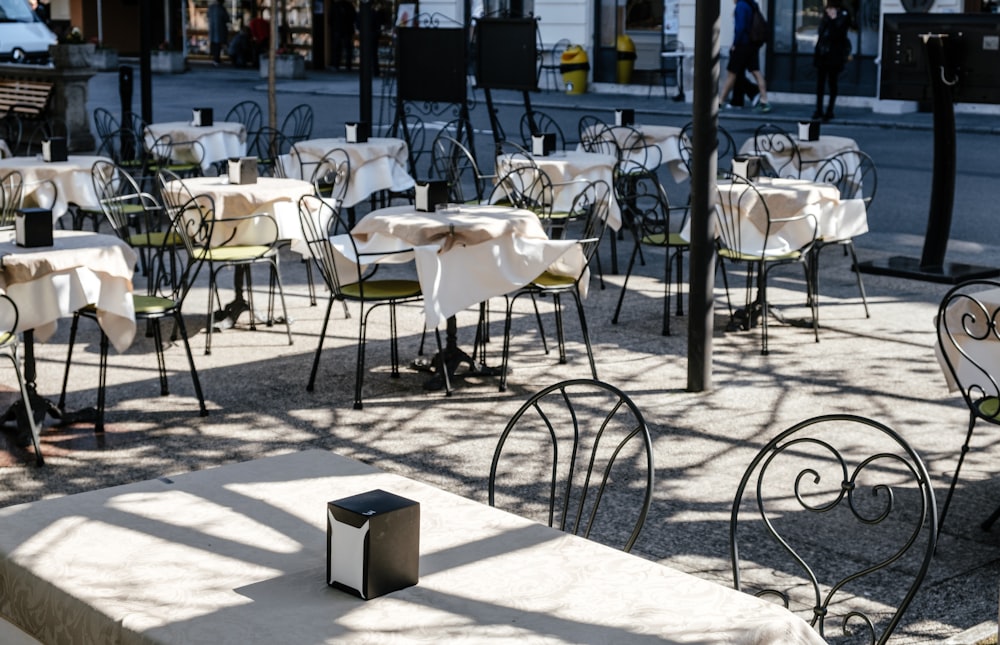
xmin=341 ymin=279 xmax=421 ymax=300
xmin=976 ymin=396 xmax=1000 ymax=421
xmin=128 ymin=230 xmax=183 ymax=248
xmin=133 ymin=295 xmax=177 ymax=315
xmin=531 ymin=271 xmax=576 ymax=289
xmin=719 ymin=248 xmax=801 ymax=262
xmin=195 ymin=245 xmax=273 ymax=262
xmin=642 ymin=232 xmax=689 ymax=247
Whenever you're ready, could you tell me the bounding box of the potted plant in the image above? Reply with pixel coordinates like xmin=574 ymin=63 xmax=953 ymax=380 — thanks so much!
xmin=151 ymin=41 xmax=186 ymax=74
xmin=88 ymin=38 xmax=119 ymax=72
xmin=259 ymin=47 xmax=305 ymax=79
xmin=49 ymin=27 xmax=95 ymax=69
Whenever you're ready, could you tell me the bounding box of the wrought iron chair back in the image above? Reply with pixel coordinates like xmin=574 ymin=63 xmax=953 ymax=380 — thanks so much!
xmin=281 ymin=103 xmax=314 ymax=144
xmin=752 ymin=123 xmax=801 ymax=179
xmin=226 ymin=100 xmax=263 ymax=141
xmin=431 ymin=134 xmax=492 ymax=204
xmin=679 ymin=121 xmax=738 ymax=177
xmin=813 ymin=149 xmax=878 ymax=211
xmin=520 ymin=109 xmax=567 ymax=151
xmin=304 ymin=146 xmax=351 ymax=203
xmin=730 ymin=414 xmax=937 ymax=645
xmin=490 ymin=163 xmax=554 ymax=222
xmin=93 ymin=107 xmax=120 ymax=143
xmin=576 ymin=114 xmax=606 ymax=152
xmin=0 ymin=169 xmax=23 ymax=229
xmin=935 ymin=279 xmax=1000 ymax=532
xmin=489 ymin=378 xmax=654 ymax=552
xmin=250 ymin=126 xmax=295 ymax=177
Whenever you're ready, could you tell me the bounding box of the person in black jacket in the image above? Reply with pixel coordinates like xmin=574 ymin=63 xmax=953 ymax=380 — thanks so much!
xmin=812 ymin=0 xmax=852 ymax=122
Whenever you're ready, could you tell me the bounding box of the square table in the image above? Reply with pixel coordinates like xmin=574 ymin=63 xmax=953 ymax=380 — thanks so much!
xmin=343 ymin=203 xmax=584 ymax=331
xmin=145 ymin=121 xmax=248 ymax=172
xmin=495 ymin=150 xmax=622 ymax=232
xmin=0 ymin=449 xmax=827 ymax=644
xmin=738 ymin=134 xmax=860 ymax=181
xmin=0 ymin=155 xmax=111 ymax=223
xmin=281 ymin=137 xmax=415 ymax=208
xmin=577 ymin=123 xmax=689 ymax=182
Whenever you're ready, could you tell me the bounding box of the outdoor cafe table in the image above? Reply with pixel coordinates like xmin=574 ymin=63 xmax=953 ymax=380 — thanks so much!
xmin=495 ymin=150 xmax=623 ymax=233
xmin=577 ymin=123 xmax=689 ymax=182
xmin=145 ymin=121 xmax=248 ymax=172
xmin=0 ymin=449 xmax=827 ymax=644
xmin=738 ymin=133 xmax=860 ymax=181
xmin=682 ymin=176 xmax=868 ymax=252
xmin=280 ymin=137 xmax=415 ymax=208
xmin=0 ymin=155 xmax=110 ymax=223
xmin=161 ymin=175 xmax=316 ymax=244
xmin=343 ymin=203 xmax=583 ymax=331
xmin=0 ymin=230 xmax=137 ymax=433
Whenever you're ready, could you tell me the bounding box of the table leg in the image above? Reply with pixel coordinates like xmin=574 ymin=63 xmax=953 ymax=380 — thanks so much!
xmin=214 ymin=266 xmax=272 ymax=330
xmin=421 ymin=310 xmax=503 ymax=391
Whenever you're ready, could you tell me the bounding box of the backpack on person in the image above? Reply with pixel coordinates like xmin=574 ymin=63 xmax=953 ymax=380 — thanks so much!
xmin=749 ymin=3 xmax=769 ymax=47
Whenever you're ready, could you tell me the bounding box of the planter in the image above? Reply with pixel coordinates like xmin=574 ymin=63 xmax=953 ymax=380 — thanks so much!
xmin=89 ymin=48 xmax=119 ymax=72
xmin=259 ymin=54 xmax=305 ymax=80
xmin=49 ymin=43 xmax=95 ymax=69
xmin=151 ymin=50 xmax=186 ymax=74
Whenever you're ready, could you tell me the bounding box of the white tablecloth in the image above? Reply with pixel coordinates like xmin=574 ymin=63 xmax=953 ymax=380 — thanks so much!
xmin=496 ymin=150 xmax=622 ymax=231
xmin=577 ymin=123 xmax=689 ymax=182
xmin=281 ymin=137 xmax=415 ymax=208
xmin=162 ymin=176 xmax=315 ymax=243
xmin=739 ymin=134 xmax=860 ymax=181
xmin=0 ymin=230 xmax=136 ymax=352
xmin=145 ymin=121 xmax=248 ymax=170
xmin=0 ymin=155 xmax=111 ymax=221
xmin=0 ymin=450 xmax=827 ymax=645
xmin=682 ymin=177 xmax=867 ymax=254
xmin=329 ymin=204 xmax=583 ymax=329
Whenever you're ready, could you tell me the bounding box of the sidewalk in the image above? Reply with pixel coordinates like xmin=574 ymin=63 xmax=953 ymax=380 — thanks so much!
xmin=11 ymin=60 xmax=994 ymax=643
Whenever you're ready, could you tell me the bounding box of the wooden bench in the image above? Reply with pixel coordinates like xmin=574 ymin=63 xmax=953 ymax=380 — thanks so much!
xmin=0 ymin=79 xmax=55 ymax=154
xmin=0 ymin=79 xmax=53 ymax=119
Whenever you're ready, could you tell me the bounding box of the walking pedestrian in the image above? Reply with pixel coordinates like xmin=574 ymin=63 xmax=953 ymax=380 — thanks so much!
xmin=208 ymin=0 xmax=230 ymax=66
xmin=719 ymin=0 xmax=771 ymax=113
xmin=813 ymin=0 xmax=852 ymax=122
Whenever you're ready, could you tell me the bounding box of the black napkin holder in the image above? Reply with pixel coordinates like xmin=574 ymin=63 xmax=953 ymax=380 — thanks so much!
xmin=531 ymin=133 xmax=556 ymax=157
xmin=731 ymin=155 xmax=762 ymax=182
xmin=228 ymin=157 xmax=258 ymax=185
xmin=192 ymin=107 xmax=214 ymax=127
xmin=415 ymin=180 xmax=449 ymax=212
xmin=797 ymin=120 xmax=820 ymax=141
xmin=15 ymin=208 xmax=53 ymax=248
xmin=41 ymin=137 xmax=67 ymax=163
xmin=614 ymin=108 xmax=635 ymax=126
xmin=345 ymin=121 xmax=370 ymax=144
xmin=327 ymin=489 xmax=419 ymax=600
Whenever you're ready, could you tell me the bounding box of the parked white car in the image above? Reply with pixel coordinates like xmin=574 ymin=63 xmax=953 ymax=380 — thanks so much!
xmin=0 ymin=0 xmax=57 ymax=64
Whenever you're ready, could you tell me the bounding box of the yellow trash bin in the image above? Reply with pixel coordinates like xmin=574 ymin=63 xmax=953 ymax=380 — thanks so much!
xmin=559 ymin=45 xmax=589 ymax=95
xmin=616 ymin=34 xmax=636 ymax=84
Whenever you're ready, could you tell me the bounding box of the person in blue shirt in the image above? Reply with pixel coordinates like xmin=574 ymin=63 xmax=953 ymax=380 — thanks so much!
xmin=719 ymin=0 xmax=771 ymax=113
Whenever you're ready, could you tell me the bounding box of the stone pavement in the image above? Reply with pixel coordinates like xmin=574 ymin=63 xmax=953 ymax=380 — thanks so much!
xmin=0 ymin=61 xmax=998 ymax=643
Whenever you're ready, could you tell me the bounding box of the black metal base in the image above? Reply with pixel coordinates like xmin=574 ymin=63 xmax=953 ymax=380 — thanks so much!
xmin=857 ymin=256 xmax=1000 ymax=285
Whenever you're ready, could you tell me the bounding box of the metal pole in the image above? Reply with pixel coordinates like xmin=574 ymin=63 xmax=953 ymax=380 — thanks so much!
xmin=686 ymin=0 xmax=720 ymax=392
xmin=918 ymin=34 xmax=956 ymax=273
xmin=359 ymin=0 xmax=373 ymax=126
xmin=139 ymin=0 xmax=153 ymax=124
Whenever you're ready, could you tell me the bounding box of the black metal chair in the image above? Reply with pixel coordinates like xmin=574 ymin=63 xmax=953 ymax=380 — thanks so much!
xmin=610 ymin=169 xmax=689 ymax=335
xmin=730 ymin=414 xmax=937 ymax=645
xmin=649 ymin=39 xmax=685 ymax=100
xmin=92 ymin=107 xmax=120 ymax=143
xmin=59 ymin=194 xmax=208 ymax=433
xmin=520 ymin=109 xmax=568 ymax=151
xmin=678 ymin=121 xmax=738 ymax=177
xmin=715 ymin=170 xmax=819 ymax=355
xmin=281 ymin=103 xmax=314 ymax=144
xmin=249 ymin=126 xmax=295 ymax=177
xmin=752 ymin=123 xmax=820 ymax=179
xmin=498 ymin=179 xmax=611 ymax=392
xmin=935 ymin=279 xmax=1000 ymax=533
xmin=431 ymin=134 xmax=493 ymax=204
xmin=537 ymin=38 xmax=571 ymax=91
xmin=0 ymin=170 xmax=23 ymax=229
xmin=300 ymin=146 xmax=351 ymax=305
xmin=225 ymin=100 xmax=263 ymax=142
xmin=489 ymin=378 xmax=654 ymax=553
xmin=811 ymin=149 xmax=878 ymax=318
xmin=298 ymin=194 xmax=438 ymax=409
xmin=0 ymin=295 xmax=44 ymax=465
